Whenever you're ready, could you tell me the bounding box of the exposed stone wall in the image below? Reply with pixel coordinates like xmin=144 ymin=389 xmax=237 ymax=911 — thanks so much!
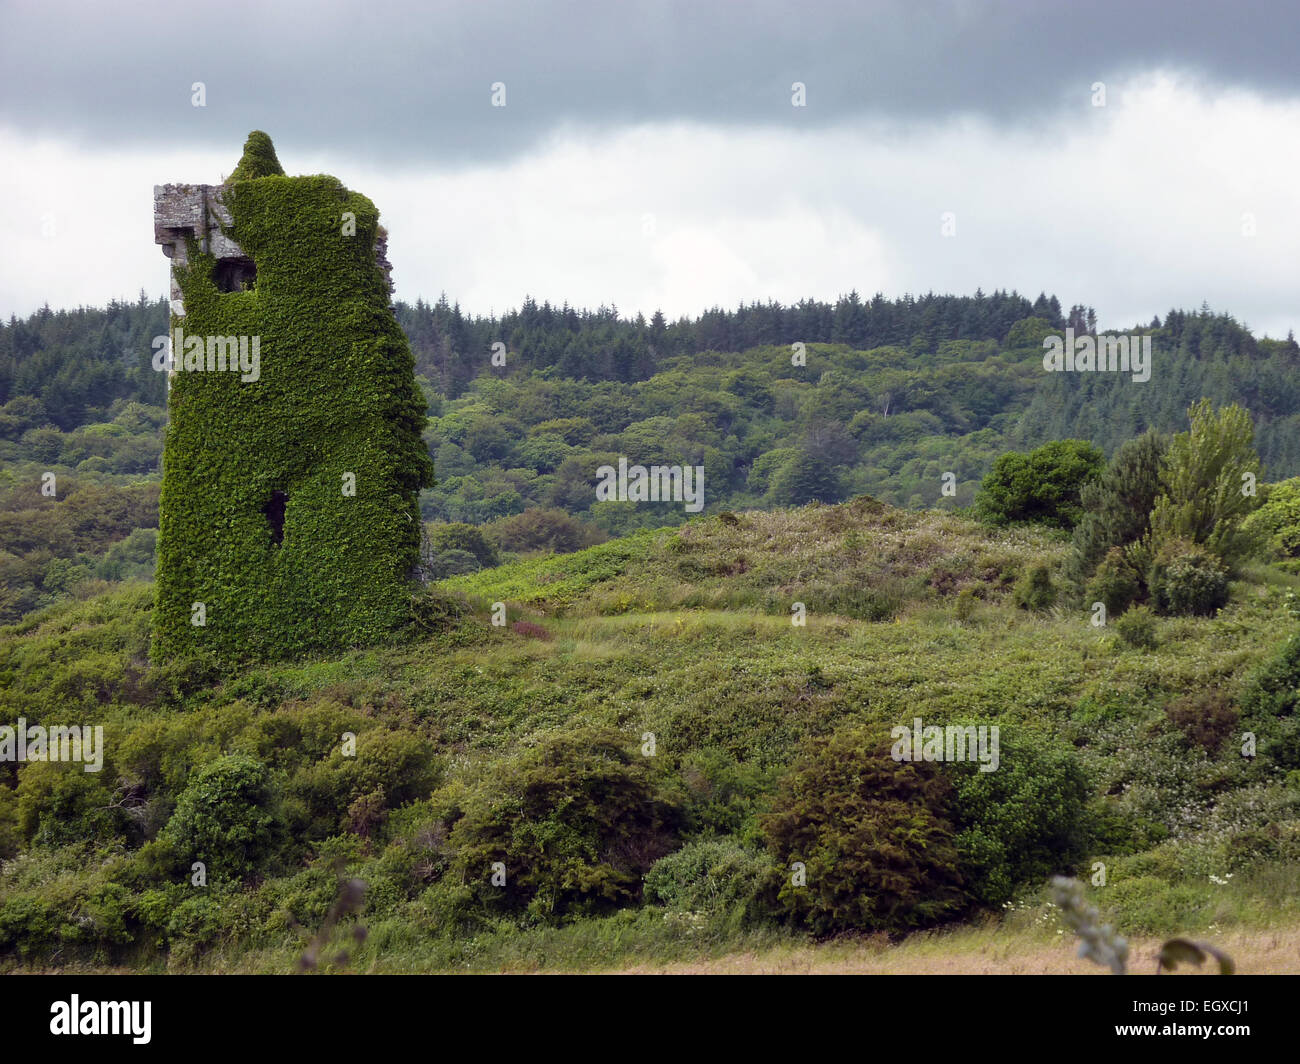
xmin=154 ymin=183 xmax=394 ymax=310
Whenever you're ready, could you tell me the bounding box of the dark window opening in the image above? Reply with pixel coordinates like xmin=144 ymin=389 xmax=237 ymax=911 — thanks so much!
xmin=263 ymin=490 xmax=287 ymax=546
xmin=214 ymin=256 xmax=257 ymax=293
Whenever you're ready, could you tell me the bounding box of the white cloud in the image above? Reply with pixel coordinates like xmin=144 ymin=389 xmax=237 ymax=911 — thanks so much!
xmin=2 ymin=72 xmax=1297 ymax=337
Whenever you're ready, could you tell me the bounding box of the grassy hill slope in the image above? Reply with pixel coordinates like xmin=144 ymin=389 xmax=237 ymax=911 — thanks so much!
xmin=2 ymin=498 xmax=1298 ymax=972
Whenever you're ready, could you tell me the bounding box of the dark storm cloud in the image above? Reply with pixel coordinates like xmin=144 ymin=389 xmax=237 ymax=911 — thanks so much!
xmin=2 ymin=0 xmax=1298 ymax=166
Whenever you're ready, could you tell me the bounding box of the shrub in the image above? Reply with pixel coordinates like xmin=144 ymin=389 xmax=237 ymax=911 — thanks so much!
xmin=1242 ymin=477 xmax=1300 ymax=558
xmin=677 ymin=749 xmax=774 ymax=842
xmin=1149 ymin=399 xmax=1262 ymax=569
xmin=425 ymin=522 xmax=498 ymax=568
xmin=483 ymin=508 xmax=607 ymax=554
xmin=407 ymin=589 xmax=467 ymax=634
xmin=1115 ymin=605 xmax=1159 ymax=650
xmin=1238 ymin=633 xmax=1300 ymax=720
xmin=762 ymin=725 xmax=965 ymax=934
xmin=444 ymin=728 xmax=681 ymax=923
xmin=287 ymin=730 xmax=442 ymax=841
xmin=1237 ymin=633 xmax=1300 ymax=769
xmin=1147 ymin=538 xmax=1229 ymax=616
xmin=425 ymin=548 xmax=480 ymax=579
xmin=1065 ymin=430 xmax=1168 ymax=593
xmin=1102 ymin=876 xmax=1209 ymax=937
xmin=946 ymin=730 xmax=1092 ymax=906
xmin=1164 ymin=689 xmax=1238 ymax=754
xmin=158 ymin=755 xmax=286 ymax=881
xmin=14 ymin=761 xmax=127 ymax=848
xmin=642 ymin=838 xmax=777 ymax=925
xmin=1012 ymin=564 xmax=1056 ymax=610
xmin=1084 ymin=546 xmax=1143 ymax=616
xmin=975 ymin=439 xmax=1105 ymax=529
xmin=0 ymin=892 xmax=58 ymax=960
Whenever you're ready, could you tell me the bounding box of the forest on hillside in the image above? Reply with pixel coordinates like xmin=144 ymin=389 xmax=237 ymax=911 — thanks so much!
xmin=1 ymin=290 xmax=1298 ymax=622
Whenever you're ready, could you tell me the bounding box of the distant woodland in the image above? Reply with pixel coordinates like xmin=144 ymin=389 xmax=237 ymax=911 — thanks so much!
xmin=2 ymin=289 xmax=1298 ymax=621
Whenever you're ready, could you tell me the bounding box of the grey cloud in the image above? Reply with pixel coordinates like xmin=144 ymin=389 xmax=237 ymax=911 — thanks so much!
xmin=2 ymin=0 xmax=1299 ymax=167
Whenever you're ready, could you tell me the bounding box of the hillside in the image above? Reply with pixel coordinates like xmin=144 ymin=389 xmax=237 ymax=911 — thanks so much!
xmin=3 ymin=498 xmax=1298 ymax=972
xmin=4 ymin=295 xmax=1300 ymax=625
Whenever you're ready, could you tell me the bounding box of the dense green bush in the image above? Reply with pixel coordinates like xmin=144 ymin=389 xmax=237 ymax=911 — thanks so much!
xmin=1115 ymin=605 xmax=1159 ymax=649
xmin=287 ymin=729 xmax=442 ymax=840
xmin=157 ymin=755 xmax=286 ymax=882
xmin=946 ymin=729 xmax=1092 ymax=906
xmin=1084 ymin=546 xmax=1143 ymax=615
xmin=441 ymin=728 xmax=681 ymax=923
xmin=642 ymin=837 xmax=776 ymax=925
xmin=762 ymin=725 xmax=965 ymax=934
xmin=426 ymin=523 xmax=498 ymax=568
xmin=1147 ymin=538 xmax=1229 ymax=617
xmin=482 ymin=508 xmax=607 ymax=554
xmin=676 ymin=749 xmax=773 ymax=842
xmin=1150 ymin=400 xmax=1262 ymax=570
xmin=975 ymin=439 xmax=1104 ymax=529
xmin=1242 ymin=477 xmax=1300 ymax=558
xmin=1065 ymin=430 xmax=1167 ymax=593
xmin=14 ymin=760 xmax=127 ymax=848
xmin=425 ymin=548 xmax=480 ymax=578
xmin=96 ymin=528 xmax=157 ymax=582
xmin=1237 ymin=633 xmax=1300 ymax=769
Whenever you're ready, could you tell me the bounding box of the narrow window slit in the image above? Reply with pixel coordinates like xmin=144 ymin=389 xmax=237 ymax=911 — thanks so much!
xmin=263 ymin=490 xmax=287 ymax=546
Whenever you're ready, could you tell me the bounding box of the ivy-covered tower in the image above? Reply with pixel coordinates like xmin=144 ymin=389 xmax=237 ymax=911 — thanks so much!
xmin=152 ymin=131 xmax=433 ymax=660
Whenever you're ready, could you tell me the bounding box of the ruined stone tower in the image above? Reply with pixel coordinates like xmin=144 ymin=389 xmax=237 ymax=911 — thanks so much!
xmin=152 ymin=131 xmax=433 ymax=661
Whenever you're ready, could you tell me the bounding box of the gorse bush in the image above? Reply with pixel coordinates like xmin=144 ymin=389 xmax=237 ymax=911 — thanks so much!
xmin=286 ymin=730 xmax=442 ymax=840
xmin=440 ymin=728 xmax=681 ymax=923
xmin=762 ymin=725 xmax=965 ymax=934
xmin=1164 ymin=689 xmax=1238 ymax=754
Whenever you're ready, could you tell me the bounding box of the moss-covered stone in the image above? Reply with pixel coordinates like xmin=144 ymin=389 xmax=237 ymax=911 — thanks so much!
xmin=153 ymin=133 xmax=434 ymax=662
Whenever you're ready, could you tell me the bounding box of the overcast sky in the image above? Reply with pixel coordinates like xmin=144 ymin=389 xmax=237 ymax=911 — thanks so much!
xmin=2 ymin=0 xmax=1298 ymax=336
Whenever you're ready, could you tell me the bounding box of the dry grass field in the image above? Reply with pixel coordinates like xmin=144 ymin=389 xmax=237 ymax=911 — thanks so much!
xmin=612 ymin=924 xmax=1300 ymax=975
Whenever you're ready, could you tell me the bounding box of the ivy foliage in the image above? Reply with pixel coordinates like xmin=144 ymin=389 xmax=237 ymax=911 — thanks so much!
xmin=153 ymin=132 xmax=434 ymax=661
